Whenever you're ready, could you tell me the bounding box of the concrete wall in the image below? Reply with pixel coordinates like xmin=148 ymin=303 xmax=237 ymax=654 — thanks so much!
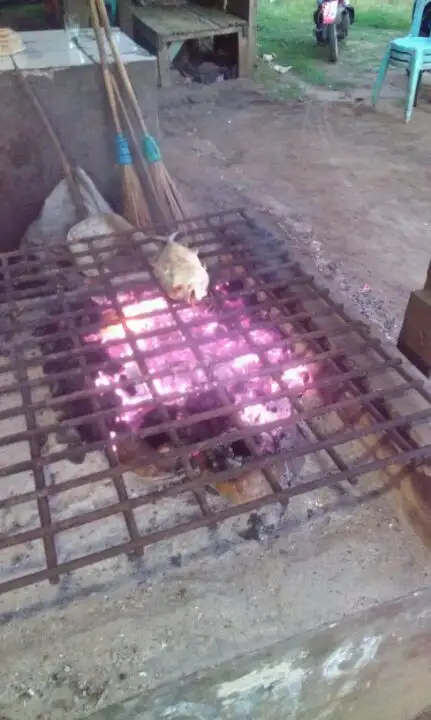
xmin=0 ymin=62 xmax=158 ymax=252
xmin=87 ymin=586 xmax=431 ymax=720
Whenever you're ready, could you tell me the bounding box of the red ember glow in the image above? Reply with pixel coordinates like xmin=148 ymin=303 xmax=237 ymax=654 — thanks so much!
xmin=87 ymin=288 xmax=309 ymax=441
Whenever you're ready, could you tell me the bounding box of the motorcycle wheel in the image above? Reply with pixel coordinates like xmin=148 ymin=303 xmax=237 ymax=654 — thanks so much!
xmin=328 ymin=23 xmax=338 ymax=62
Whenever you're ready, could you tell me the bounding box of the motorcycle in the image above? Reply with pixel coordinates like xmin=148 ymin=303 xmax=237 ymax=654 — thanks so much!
xmin=313 ymin=0 xmax=355 ymax=63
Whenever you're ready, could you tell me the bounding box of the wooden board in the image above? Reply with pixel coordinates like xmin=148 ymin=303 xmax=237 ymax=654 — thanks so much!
xmin=133 ymin=3 xmax=246 ymax=43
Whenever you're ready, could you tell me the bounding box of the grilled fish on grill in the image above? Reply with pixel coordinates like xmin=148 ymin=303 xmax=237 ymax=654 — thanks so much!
xmin=152 ymin=231 xmax=209 ymax=305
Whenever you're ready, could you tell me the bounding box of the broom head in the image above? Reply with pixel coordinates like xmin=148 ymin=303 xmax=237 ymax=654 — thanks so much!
xmin=121 ymin=164 xmax=152 ymax=229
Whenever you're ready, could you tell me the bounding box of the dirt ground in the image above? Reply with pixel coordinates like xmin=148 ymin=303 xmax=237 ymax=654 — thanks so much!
xmin=159 ymin=72 xmax=431 ymax=345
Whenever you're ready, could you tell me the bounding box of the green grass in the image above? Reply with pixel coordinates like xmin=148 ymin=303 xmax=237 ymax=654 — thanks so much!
xmin=257 ymin=0 xmax=411 ymax=89
xmin=356 ymin=0 xmax=411 ymax=30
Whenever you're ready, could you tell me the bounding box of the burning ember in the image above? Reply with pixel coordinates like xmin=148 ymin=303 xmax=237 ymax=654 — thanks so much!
xmin=38 ymin=277 xmax=310 ymax=491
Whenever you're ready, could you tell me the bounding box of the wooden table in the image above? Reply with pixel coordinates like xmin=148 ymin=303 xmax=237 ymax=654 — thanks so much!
xmin=133 ymin=3 xmax=248 ymax=86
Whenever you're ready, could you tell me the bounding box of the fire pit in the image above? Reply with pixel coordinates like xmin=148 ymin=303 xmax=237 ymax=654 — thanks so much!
xmin=1 ymin=208 xmax=431 ymax=598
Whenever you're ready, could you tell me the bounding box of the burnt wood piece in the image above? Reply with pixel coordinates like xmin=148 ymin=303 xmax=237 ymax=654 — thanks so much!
xmin=132 ymin=4 xmax=248 ymax=86
xmin=397 ymin=289 xmax=431 ymax=377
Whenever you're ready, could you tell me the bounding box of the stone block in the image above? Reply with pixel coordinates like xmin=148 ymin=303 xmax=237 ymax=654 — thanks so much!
xmin=0 ymin=29 xmax=158 ymax=251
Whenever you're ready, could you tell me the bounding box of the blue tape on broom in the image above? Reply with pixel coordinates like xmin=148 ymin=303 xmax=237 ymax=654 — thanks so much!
xmin=142 ymin=134 xmax=162 ymax=165
xmin=116 ymin=134 xmax=133 ymax=166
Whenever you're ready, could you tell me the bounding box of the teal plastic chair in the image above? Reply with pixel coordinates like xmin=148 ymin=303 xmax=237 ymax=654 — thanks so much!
xmin=372 ymin=0 xmax=431 ymax=122
xmin=105 ymin=0 xmax=117 ymax=24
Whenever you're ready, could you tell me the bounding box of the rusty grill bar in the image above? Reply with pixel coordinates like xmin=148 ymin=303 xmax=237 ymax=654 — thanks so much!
xmin=1 ymin=208 xmax=431 ymax=597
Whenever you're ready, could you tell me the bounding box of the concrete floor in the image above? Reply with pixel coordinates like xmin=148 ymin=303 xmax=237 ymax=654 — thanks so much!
xmin=88 ymin=586 xmax=431 ymax=720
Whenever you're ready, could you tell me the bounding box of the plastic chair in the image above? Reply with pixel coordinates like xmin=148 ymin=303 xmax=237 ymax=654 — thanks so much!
xmin=372 ymin=0 xmax=431 ymax=122
xmin=105 ymin=0 xmax=117 ymax=24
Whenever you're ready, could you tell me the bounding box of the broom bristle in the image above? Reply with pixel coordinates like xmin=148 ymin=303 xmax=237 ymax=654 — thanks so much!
xmin=151 ymin=163 xmax=188 ymax=225
xmin=122 ymin=164 xmax=152 ymax=229
xmin=150 ymin=162 xmax=204 ymax=240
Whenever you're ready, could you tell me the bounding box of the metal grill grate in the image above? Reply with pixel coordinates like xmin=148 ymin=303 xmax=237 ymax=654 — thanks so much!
xmin=1 ymin=208 xmax=431 ymax=597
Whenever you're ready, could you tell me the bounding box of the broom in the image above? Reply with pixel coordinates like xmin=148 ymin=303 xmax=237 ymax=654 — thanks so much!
xmin=110 ymin=74 xmax=171 ymax=226
xmin=88 ymin=0 xmax=152 ymax=228
xmin=94 ymin=0 xmax=189 ymax=226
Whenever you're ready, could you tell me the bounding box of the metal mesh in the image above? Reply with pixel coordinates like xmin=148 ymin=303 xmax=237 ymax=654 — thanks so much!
xmin=0 ymin=208 xmax=430 ymax=596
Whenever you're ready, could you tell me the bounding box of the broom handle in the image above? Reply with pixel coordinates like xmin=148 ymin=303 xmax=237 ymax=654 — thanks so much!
xmin=111 ymin=75 xmax=145 ymax=168
xmin=89 ymin=0 xmax=122 ymax=136
xmin=111 ymin=74 xmax=171 ymax=221
xmin=11 ymin=57 xmax=87 ymax=221
xmin=94 ymin=0 xmax=150 ymax=136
